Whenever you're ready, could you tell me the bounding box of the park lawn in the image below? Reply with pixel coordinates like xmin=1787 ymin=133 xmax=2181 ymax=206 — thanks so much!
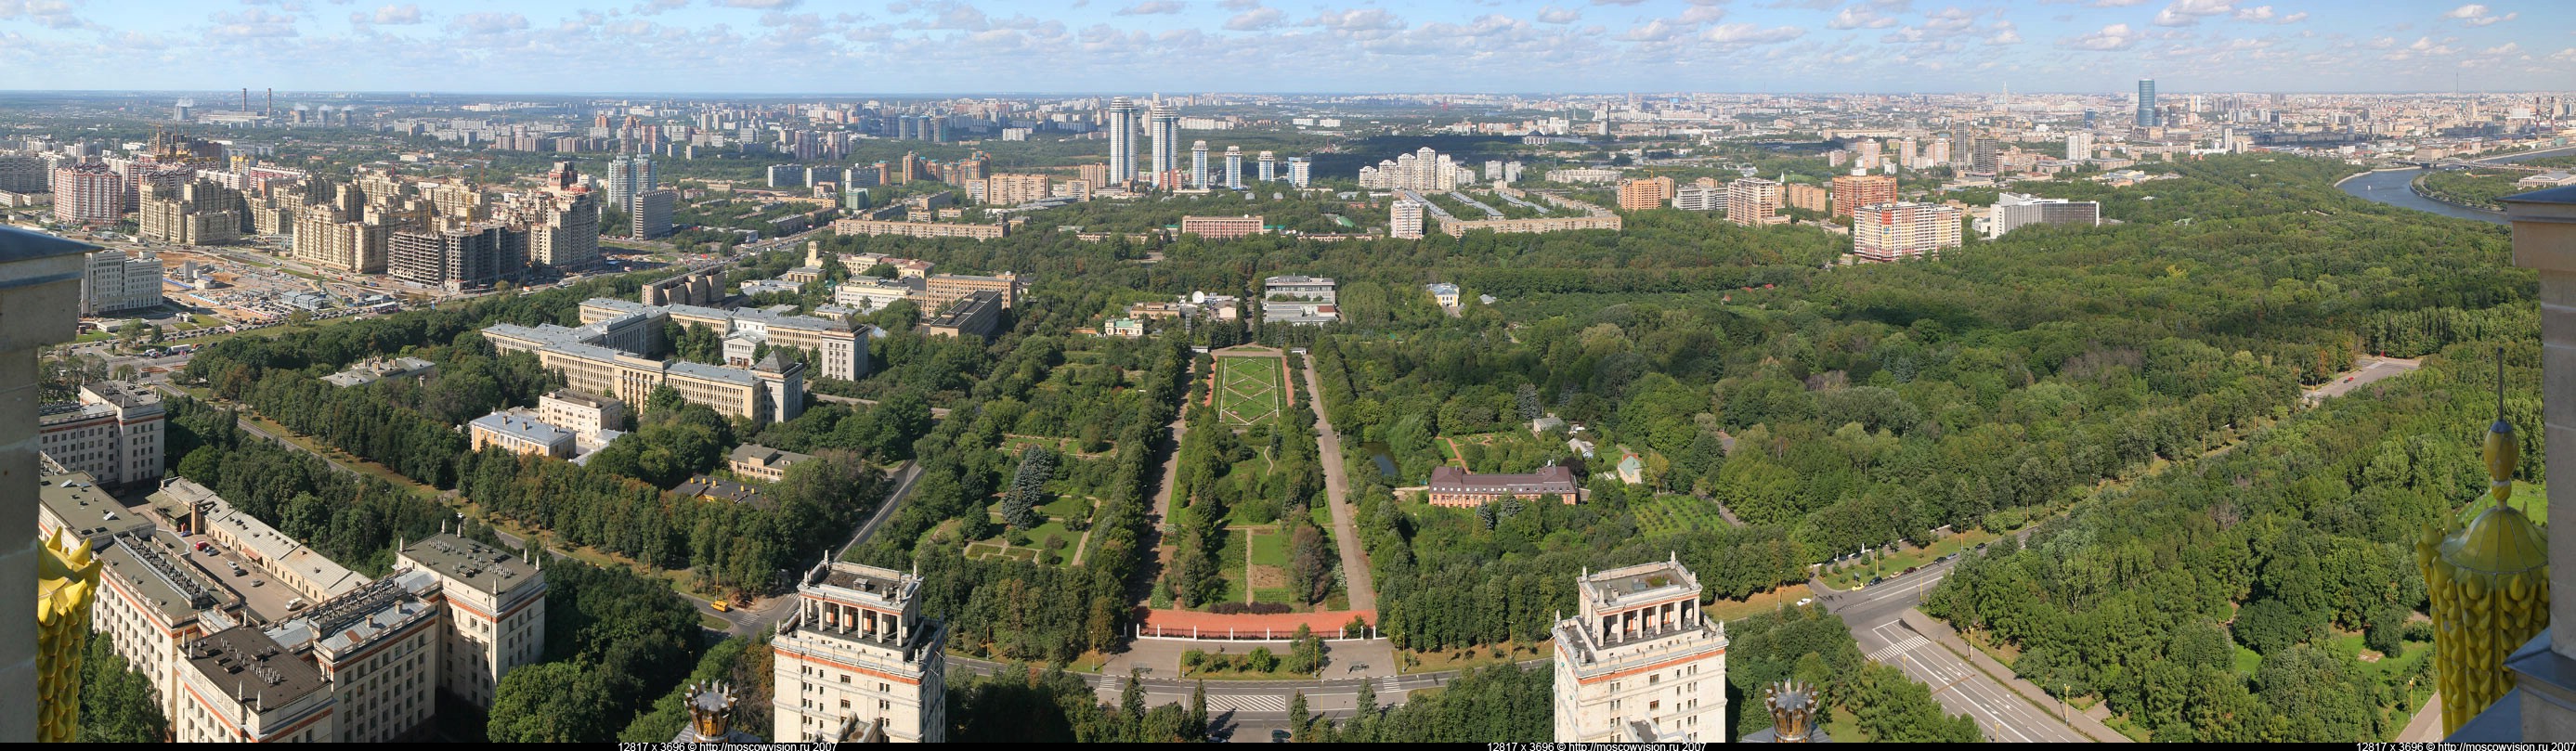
xmin=1704 ymin=585 xmax=1817 ymax=622
xmin=1022 ymin=520 xmax=1079 ymax=563
xmin=1250 ymin=527 xmax=1290 ymax=568
xmin=1312 ymin=505 xmax=1332 ymax=528
xmin=1040 ymin=494 xmax=1092 ymax=519
xmin=1215 ymin=356 xmax=1284 ymax=426
xmin=2458 ymin=480 xmax=2546 ymax=525
xmin=2233 ymin=645 xmax=2262 ymax=676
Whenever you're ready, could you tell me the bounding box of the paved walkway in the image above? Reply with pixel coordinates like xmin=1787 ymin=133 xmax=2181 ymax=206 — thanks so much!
xmin=2398 ymin=693 xmax=2444 ymax=742
xmin=1298 ymin=358 xmax=1377 ymax=612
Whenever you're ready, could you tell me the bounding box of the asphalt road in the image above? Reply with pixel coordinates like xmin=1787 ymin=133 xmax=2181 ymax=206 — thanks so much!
xmin=1296 ymin=360 xmax=1376 ymax=612
xmin=2303 ymin=356 xmax=2423 ymax=402
xmin=1822 ymin=531 xmax=2095 ymax=744
xmin=704 ymin=459 xmax=929 ymax=636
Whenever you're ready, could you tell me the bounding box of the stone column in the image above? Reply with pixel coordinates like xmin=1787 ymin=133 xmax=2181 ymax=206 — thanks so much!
xmin=2504 ymin=188 xmax=2576 ymax=740
xmin=0 ymin=227 xmax=93 ymax=743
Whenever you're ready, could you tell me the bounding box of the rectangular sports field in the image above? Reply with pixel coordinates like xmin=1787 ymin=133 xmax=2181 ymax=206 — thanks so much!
xmin=1214 ymin=356 xmax=1286 ymax=427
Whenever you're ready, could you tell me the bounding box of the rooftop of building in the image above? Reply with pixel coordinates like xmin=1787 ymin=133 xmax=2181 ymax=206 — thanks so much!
xmin=668 ymin=359 xmax=761 ymax=385
xmin=729 ymin=443 xmax=815 ymax=468
xmin=926 ymin=290 xmax=1003 ymax=327
xmin=2502 ymin=184 xmax=2576 ymax=207
xmin=100 ymin=528 xmax=238 ymax=623
xmin=812 ymin=560 xmax=917 ymax=604
xmin=1426 ymin=464 xmax=1579 ymax=492
xmin=81 ymin=380 xmax=163 ymax=410
xmin=184 ymin=626 xmax=331 ymax=711
xmin=267 ymin=569 xmax=440 ymax=656
xmin=470 ymin=411 xmax=576 ymax=446
xmin=1264 ymin=275 xmax=1336 ymax=286
xmin=398 ymin=533 xmax=539 ymax=595
xmin=40 ymin=472 xmax=150 ymax=540
xmin=542 ymin=388 xmax=624 ymax=411
xmin=1581 ymin=558 xmax=1701 ymax=608
xmin=677 ymin=474 xmax=773 ymax=509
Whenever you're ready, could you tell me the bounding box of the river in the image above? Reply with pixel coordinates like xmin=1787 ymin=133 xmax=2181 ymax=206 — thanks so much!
xmin=2335 ymin=145 xmax=2576 ymax=226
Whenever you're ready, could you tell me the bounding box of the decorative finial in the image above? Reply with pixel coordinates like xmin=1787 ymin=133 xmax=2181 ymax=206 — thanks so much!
xmin=2486 ymin=347 xmax=2518 ymax=511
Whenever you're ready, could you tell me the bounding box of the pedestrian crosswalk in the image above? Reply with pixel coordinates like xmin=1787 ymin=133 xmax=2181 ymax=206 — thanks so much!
xmin=1867 ymin=633 xmax=1931 ymax=663
xmin=1377 ymin=676 xmax=1402 ymax=693
xmin=1206 ymin=693 xmax=1291 ymax=713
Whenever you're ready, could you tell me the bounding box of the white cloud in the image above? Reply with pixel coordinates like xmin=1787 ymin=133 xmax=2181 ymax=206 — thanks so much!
xmin=2445 ymin=4 xmax=2517 ymax=26
xmin=1312 ymin=8 xmax=1402 ymax=32
xmin=1536 ymin=5 xmax=1580 ymax=23
xmin=2062 ymin=22 xmax=2138 ymax=50
xmin=356 ymin=4 xmax=421 ymax=25
xmin=1219 ymin=0 xmax=1259 ymax=9
xmin=209 ymin=8 xmax=299 ymax=38
xmin=449 ymin=11 xmax=529 ymax=33
xmin=2231 ymin=6 xmax=2305 ymax=23
xmin=1116 ymin=1 xmax=1181 ymax=15
xmin=1680 ymin=5 xmax=1725 ymax=23
xmin=2551 ymin=46 xmax=2576 ymax=63
xmin=0 ymin=0 xmax=88 ymax=30
xmin=2482 ymin=42 xmax=2518 ymax=55
xmin=1591 ymin=0 xmax=1648 ymax=6
xmin=1984 ymin=20 xmax=2022 ymax=45
xmin=1701 ymin=22 xmax=1804 ymax=47
xmin=1223 ymin=6 xmax=1282 ymax=31
xmin=2091 ymin=0 xmax=2151 ymax=6
xmin=716 ymin=0 xmax=801 ymax=8
xmin=1828 ymin=7 xmax=1894 ymax=30
xmin=1623 ymin=19 xmax=1684 ymax=41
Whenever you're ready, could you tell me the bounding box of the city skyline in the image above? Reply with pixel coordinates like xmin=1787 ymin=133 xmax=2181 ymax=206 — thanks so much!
xmin=0 ymin=1 xmax=2563 ymax=95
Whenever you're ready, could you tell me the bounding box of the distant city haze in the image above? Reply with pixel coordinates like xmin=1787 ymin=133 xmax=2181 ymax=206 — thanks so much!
xmin=0 ymin=0 xmax=2565 ymax=93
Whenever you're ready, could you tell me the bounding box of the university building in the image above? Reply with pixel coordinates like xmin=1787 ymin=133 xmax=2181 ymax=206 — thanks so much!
xmin=1553 ymin=557 xmax=1728 ymax=743
xmin=1425 ymin=465 xmax=1581 ymax=508
xmin=772 ymin=562 xmax=949 ymax=743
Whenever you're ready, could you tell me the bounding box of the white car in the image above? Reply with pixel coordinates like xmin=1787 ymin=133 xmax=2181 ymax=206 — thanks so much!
xmin=1797 ymin=598 xmax=1815 ymax=607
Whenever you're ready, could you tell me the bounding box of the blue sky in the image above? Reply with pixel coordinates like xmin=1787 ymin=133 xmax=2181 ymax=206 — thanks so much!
xmin=0 ymin=0 xmax=2565 ymax=94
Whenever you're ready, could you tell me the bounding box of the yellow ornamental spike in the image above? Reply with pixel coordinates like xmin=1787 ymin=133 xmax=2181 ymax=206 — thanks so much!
xmin=2423 ymin=402 xmax=2551 ymax=737
xmin=36 ymin=529 xmax=101 ymax=744
xmin=2487 ymin=417 xmax=2519 ymax=504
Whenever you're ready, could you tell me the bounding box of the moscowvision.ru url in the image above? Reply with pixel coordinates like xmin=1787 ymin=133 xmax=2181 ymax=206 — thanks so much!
xmin=2362 ymin=744 xmax=2576 ymax=751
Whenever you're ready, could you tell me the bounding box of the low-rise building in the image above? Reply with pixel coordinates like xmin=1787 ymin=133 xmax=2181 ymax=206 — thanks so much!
xmin=320 ymin=356 xmax=437 ymax=388
xmin=263 ymin=571 xmax=443 ymax=743
xmin=679 ymin=474 xmax=773 ymax=508
xmin=538 ymin=389 xmax=626 ymax=437
xmin=1262 ymin=276 xmax=1339 ymax=326
xmin=921 ymin=272 xmax=1021 ymax=310
xmin=1099 ymin=317 xmax=1145 ymax=338
xmin=772 ymin=562 xmax=949 ymax=743
xmin=467 ymin=412 xmax=576 ymax=459
xmin=83 ymin=249 xmax=165 ymax=315
xmin=1177 ymin=214 xmax=1267 ymax=240
xmin=1425 ymin=282 xmax=1462 ymax=308
xmin=37 ymin=471 xmax=152 ymax=544
xmin=729 ymin=444 xmax=816 ymax=483
xmin=195 ymin=479 xmax=371 ymax=602
xmin=1425 ymin=465 xmax=1581 ymax=508
xmin=922 ymin=291 xmax=1005 ymax=339
xmin=834 ymin=277 xmax=920 ymax=311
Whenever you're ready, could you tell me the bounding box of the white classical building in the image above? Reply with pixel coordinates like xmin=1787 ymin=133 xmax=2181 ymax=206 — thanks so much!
xmin=1552 ymin=556 xmax=1728 ymax=743
xmin=772 ymin=562 xmax=948 ymax=743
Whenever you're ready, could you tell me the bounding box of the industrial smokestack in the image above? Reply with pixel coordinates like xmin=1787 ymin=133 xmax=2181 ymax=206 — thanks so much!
xmin=241 ymin=88 xmax=249 ymax=111
xmin=266 ymin=88 xmax=273 ymax=116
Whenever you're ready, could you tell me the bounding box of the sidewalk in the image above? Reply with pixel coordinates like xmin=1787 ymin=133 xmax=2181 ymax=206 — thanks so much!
xmin=1899 ymin=609 xmax=2135 ymax=743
